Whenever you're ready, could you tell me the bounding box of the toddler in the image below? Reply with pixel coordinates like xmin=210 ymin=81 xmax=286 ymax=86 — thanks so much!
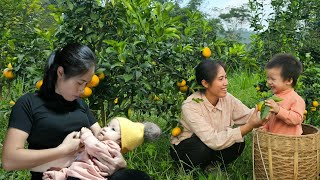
xmin=262 ymin=53 xmax=305 ymax=135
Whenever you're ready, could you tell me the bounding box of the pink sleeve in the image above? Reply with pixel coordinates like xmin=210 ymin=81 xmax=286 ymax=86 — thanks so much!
xmin=81 ymin=131 xmax=108 ymax=157
xmin=80 ymin=131 xmax=121 ymax=158
xmin=276 ymin=97 xmax=305 ymax=125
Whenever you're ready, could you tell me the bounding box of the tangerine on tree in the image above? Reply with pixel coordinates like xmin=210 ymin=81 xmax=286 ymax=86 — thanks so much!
xmin=3 ymin=68 xmax=14 ymax=79
xmin=179 ymin=85 xmax=188 ymax=93
xmin=304 ymin=110 xmax=307 ymax=115
xmin=81 ymin=87 xmax=92 ymax=98
xmin=171 ymin=127 xmax=182 ymax=137
xmin=36 ymin=79 xmax=43 ymax=90
xmin=312 ymin=101 xmax=319 ymax=107
xmin=176 ymin=79 xmax=186 ymax=87
xmin=202 ymin=47 xmax=211 ymax=58
xmin=87 ymin=74 xmax=100 ymax=88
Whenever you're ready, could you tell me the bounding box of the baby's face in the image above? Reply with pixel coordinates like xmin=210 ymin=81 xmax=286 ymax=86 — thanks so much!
xmin=97 ymin=119 xmax=121 ymax=144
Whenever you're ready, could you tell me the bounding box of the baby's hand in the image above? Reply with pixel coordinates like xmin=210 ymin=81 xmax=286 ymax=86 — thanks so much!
xmin=81 ymin=127 xmax=91 ymax=134
xmin=265 ymin=99 xmax=280 ymax=114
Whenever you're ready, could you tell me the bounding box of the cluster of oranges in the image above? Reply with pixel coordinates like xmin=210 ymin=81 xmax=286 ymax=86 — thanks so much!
xmin=176 ymin=79 xmax=188 ymax=93
xmin=302 ymin=100 xmax=318 ymax=119
xmin=81 ymin=73 xmax=104 ymax=98
xmin=310 ymin=100 xmax=318 ymax=112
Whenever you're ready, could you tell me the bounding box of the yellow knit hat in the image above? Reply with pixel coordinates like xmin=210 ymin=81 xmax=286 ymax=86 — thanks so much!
xmin=114 ymin=117 xmax=144 ymax=154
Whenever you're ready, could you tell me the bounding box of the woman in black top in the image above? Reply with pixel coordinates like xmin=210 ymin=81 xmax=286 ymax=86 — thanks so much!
xmin=2 ymin=43 xmax=151 ymax=180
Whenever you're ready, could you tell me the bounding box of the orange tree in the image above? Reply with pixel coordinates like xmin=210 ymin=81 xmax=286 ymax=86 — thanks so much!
xmin=0 ymin=0 xmax=56 ymax=103
xmin=47 ymin=0 xmax=222 ymax=129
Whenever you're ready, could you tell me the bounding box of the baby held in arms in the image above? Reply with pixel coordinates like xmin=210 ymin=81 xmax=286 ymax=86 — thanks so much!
xmin=31 ymin=117 xmax=161 ymax=180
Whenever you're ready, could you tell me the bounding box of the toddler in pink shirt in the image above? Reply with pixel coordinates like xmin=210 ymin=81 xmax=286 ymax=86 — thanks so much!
xmin=262 ymin=53 xmax=305 ymax=135
xmin=31 ymin=117 xmax=161 ymax=180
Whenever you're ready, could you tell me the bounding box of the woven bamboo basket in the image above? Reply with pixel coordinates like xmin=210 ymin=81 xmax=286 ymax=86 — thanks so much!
xmin=253 ymin=124 xmax=320 ymax=180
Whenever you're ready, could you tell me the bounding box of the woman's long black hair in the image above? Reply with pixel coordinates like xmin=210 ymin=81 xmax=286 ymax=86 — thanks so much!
xmin=38 ymin=43 xmax=96 ymax=100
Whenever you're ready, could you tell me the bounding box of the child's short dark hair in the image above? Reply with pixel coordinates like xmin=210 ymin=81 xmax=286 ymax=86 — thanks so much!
xmin=266 ymin=53 xmax=303 ymax=87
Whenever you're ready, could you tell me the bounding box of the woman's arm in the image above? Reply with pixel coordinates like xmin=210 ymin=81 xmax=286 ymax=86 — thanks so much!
xmin=239 ymin=107 xmax=263 ymax=136
xmin=182 ymin=102 xmax=262 ymax=150
xmin=2 ymin=128 xmax=81 ymax=171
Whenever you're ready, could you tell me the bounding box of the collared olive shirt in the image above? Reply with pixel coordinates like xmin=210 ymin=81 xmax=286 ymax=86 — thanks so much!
xmin=171 ymin=91 xmax=254 ymax=150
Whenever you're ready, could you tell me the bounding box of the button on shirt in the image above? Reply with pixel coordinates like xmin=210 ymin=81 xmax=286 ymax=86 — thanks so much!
xmin=170 ymin=91 xmax=254 ymax=150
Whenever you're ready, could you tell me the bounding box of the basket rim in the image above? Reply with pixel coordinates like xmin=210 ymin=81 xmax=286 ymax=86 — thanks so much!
xmin=253 ymin=123 xmax=320 ymax=137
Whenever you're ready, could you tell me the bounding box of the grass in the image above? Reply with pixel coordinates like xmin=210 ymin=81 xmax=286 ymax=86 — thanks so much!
xmin=0 ymin=71 xmax=263 ymax=179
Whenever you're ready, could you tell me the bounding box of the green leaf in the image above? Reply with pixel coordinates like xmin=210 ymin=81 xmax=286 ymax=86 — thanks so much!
xmin=192 ymin=98 xmax=204 ymax=103
xmin=66 ymin=1 xmax=73 ymax=10
xmin=111 ymin=62 xmax=123 ymax=69
xmin=122 ymin=74 xmax=133 ymax=82
xmin=164 ymin=27 xmax=178 ymax=34
xmin=260 ymin=105 xmax=270 ymax=120
xmin=270 ymin=95 xmax=283 ymax=102
xmin=135 ymin=71 xmax=142 ymax=80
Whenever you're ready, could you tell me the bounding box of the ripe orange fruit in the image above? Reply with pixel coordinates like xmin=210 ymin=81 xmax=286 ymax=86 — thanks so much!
xmin=312 ymin=101 xmax=319 ymax=107
xmin=97 ymin=72 xmax=105 ymax=80
xmin=202 ymin=47 xmax=211 ymax=58
xmin=176 ymin=79 xmax=186 ymax=87
xmin=171 ymin=127 xmax=182 ymax=137
xmin=3 ymin=68 xmax=14 ymax=79
xmin=179 ymin=85 xmax=188 ymax=93
xmin=87 ymin=75 xmax=100 ymax=88
xmin=304 ymin=110 xmax=307 ymax=115
xmin=81 ymin=87 xmax=92 ymax=98
xmin=310 ymin=107 xmax=316 ymax=112
xmin=36 ymin=79 xmax=43 ymax=90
